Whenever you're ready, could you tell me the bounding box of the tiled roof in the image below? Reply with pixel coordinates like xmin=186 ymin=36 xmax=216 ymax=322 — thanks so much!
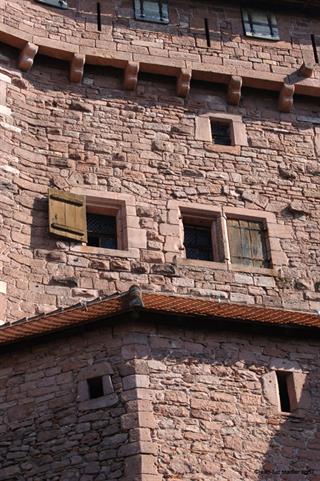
xmin=0 ymin=286 xmax=319 ymax=346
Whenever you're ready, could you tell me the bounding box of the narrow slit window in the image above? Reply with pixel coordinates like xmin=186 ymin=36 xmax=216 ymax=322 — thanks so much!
xmin=227 ymin=218 xmax=271 ymax=268
xmin=97 ymin=2 xmax=102 ymax=31
xmin=276 ymin=371 xmax=292 ymax=413
xmin=87 ymin=213 xmax=117 ymax=249
xmin=87 ymin=377 xmax=104 ymax=399
xmin=204 ymin=18 xmax=211 ymax=47
xmin=242 ymin=9 xmax=279 ymax=40
xmin=211 ymin=121 xmax=232 ymax=146
xmin=134 ymin=0 xmax=169 ymax=24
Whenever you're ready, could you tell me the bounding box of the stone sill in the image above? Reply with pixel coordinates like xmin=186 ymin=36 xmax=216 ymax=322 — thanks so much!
xmin=205 ymin=144 xmax=241 ymax=154
xmin=176 ymin=258 xmax=228 ymax=270
xmin=229 ymin=264 xmax=279 ymax=276
xmin=176 ymin=258 xmax=278 ymax=276
xmin=71 ymin=245 xmax=139 ymax=259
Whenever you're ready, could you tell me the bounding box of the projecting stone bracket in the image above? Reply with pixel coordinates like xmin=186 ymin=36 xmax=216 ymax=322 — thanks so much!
xmin=123 ymin=62 xmax=139 ymax=90
xmin=298 ymin=61 xmax=314 ymax=78
xmin=18 ymin=42 xmax=39 ymax=72
xmin=176 ymin=68 xmax=191 ymax=97
xmin=279 ymin=83 xmax=295 ymax=113
xmin=227 ymin=75 xmax=242 ymax=106
xmin=70 ymin=54 xmax=85 ymax=83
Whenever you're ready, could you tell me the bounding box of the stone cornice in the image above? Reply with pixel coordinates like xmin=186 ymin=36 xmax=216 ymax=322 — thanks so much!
xmin=0 ymin=22 xmax=320 ymax=111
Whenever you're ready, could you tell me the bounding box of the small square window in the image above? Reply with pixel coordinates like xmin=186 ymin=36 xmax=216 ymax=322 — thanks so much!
xmin=134 ymin=0 xmax=169 ymax=24
xmin=87 ymin=213 xmax=117 ymax=249
xmin=211 ymin=121 xmax=232 ymax=146
xmin=183 ymin=216 xmax=223 ymax=262
xmin=87 ymin=376 xmax=104 ymax=399
xmin=242 ymin=9 xmax=279 ymax=40
xmin=227 ymin=218 xmax=271 ymax=268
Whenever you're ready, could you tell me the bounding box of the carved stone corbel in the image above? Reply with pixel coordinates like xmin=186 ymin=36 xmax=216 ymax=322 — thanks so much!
xmin=18 ymin=42 xmax=39 ymax=72
xmin=279 ymin=83 xmax=295 ymax=113
xmin=298 ymin=61 xmax=314 ymax=78
xmin=123 ymin=62 xmax=139 ymax=90
xmin=70 ymin=54 xmax=85 ymax=83
xmin=227 ymin=75 xmax=242 ymax=106
xmin=176 ymin=68 xmax=191 ymax=97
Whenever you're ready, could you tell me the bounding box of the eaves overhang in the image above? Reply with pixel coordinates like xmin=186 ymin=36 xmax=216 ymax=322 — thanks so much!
xmin=0 ymin=286 xmax=320 ymax=347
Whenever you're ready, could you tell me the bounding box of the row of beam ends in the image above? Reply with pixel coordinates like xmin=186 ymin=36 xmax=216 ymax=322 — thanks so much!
xmin=18 ymin=41 xmax=314 ymax=113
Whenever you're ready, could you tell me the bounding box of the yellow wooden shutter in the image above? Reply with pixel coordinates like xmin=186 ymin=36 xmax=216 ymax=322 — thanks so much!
xmin=48 ymin=188 xmax=87 ymax=242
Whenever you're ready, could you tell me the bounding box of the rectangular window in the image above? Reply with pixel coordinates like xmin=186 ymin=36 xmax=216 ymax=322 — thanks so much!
xmin=35 ymin=0 xmax=68 ymax=9
xmin=87 ymin=376 xmax=104 ymax=399
xmin=227 ymin=218 xmax=271 ymax=268
xmin=276 ymin=371 xmax=292 ymax=413
xmin=184 ymin=224 xmax=213 ymax=261
xmin=87 ymin=213 xmax=117 ymax=249
xmin=211 ymin=121 xmax=232 ymax=146
xmin=242 ymin=10 xmax=279 ymax=40
xmin=183 ymin=216 xmax=223 ymax=262
xmin=134 ymin=0 xmax=169 ymax=24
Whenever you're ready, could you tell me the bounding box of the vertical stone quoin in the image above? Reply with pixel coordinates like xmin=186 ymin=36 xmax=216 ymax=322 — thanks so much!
xmin=121 ymin=355 xmax=160 ymax=481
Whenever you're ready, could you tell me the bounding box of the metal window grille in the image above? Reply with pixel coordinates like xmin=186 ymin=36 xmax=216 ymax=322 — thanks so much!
xmin=211 ymin=121 xmax=232 ymax=146
xmin=35 ymin=0 xmax=68 ymax=9
xmin=134 ymin=0 xmax=169 ymax=24
xmin=184 ymin=224 xmax=213 ymax=262
xmin=87 ymin=213 xmax=117 ymax=249
xmin=242 ymin=10 xmax=279 ymax=40
xmin=227 ymin=218 xmax=271 ymax=268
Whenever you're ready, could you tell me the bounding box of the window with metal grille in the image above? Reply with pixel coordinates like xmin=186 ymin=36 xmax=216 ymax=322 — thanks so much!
xmin=227 ymin=218 xmax=271 ymax=268
xmin=184 ymin=224 xmax=213 ymax=261
xmin=211 ymin=121 xmax=232 ymax=146
xmin=35 ymin=0 xmax=68 ymax=9
xmin=86 ymin=213 xmax=117 ymax=249
xmin=242 ymin=10 xmax=279 ymax=40
xmin=134 ymin=0 xmax=169 ymax=23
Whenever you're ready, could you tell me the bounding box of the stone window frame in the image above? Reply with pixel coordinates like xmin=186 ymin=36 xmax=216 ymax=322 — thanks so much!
xmin=133 ymin=0 xmax=169 ymax=24
xmin=167 ymin=200 xmax=287 ymax=275
xmin=0 ymin=70 xmax=11 ymax=117
xmin=241 ymin=9 xmax=280 ymax=41
xmin=195 ymin=113 xmax=248 ymax=154
xmin=70 ymin=188 xmax=146 ymax=259
xmin=77 ymin=362 xmax=118 ymax=411
xmin=262 ymin=369 xmax=309 ymax=417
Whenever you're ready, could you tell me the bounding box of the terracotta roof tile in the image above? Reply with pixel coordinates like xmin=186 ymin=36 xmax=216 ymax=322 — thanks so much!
xmin=0 ymin=286 xmax=319 ymax=346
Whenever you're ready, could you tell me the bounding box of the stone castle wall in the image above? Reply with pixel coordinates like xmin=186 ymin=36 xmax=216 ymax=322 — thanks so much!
xmin=0 ymin=319 xmax=319 ymax=480
xmin=0 ymin=0 xmax=319 ymax=321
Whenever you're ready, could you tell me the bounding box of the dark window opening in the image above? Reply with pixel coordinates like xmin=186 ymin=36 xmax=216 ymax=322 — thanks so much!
xmin=242 ymin=10 xmax=279 ymax=40
xmin=87 ymin=376 xmax=104 ymax=399
xmin=227 ymin=218 xmax=271 ymax=268
xmin=211 ymin=121 xmax=232 ymax=146
xmin=184 ymin=223 xmax=213 ymax=262
xmin=134 ymin=0 xmax=169 ymax=24
xmin=276 ymin=371 xmax=291 ymax=413
xmin=87 ymin=213 xmax=117 ymax=249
